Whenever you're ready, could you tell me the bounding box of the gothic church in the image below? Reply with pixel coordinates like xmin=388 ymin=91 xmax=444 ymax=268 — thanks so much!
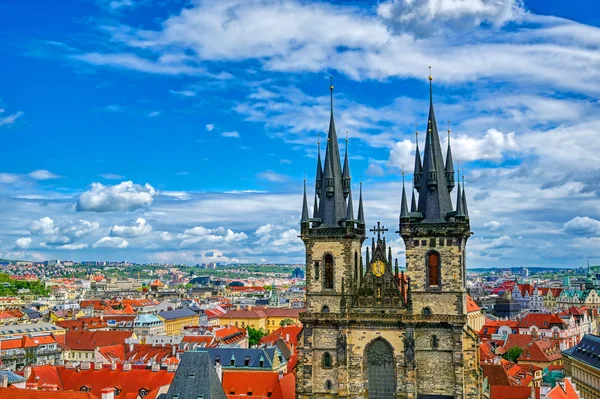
xmin=297 ymin=75 xmax=481 ymax=399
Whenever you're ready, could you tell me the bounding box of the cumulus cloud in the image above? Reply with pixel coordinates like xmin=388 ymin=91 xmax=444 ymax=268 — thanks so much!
xmin=447 ymin=129 xmax=518 ymax=162
xmin=206 ymin=124 xmax=215 ymax=131
xmin=0 ymin=111 xmax=24 ymax=127
xmin=77 ymin=181 xmax=156 ymax=212
xmin=377 ymin=0 xmax=525 ymax=37
xmin=100 ymin=173 xmax=125 ymax=180
xmin=254 ymin=223 xmax=303 ymax=253
xmin=388 ymin=139 xmax=415 ymax=171
xmin=93 ymin=236 xmax=129 ymax=248
xmin=28 ymin=170 xmax=62 ymax=180
xmin=564 ymin=216 xmax=600 ymax=236
xmin=56 ymin=243 xmax=88 ymax=250
xmin=179 ymin=226 xmax=248 ymax=247
xmin=257 ymin=171 xmax=290 ymax=183
xmin=484 ymin=221 xmax=503 ymax=231
xmin=110 ymin=218 xmax=153 ymax=238
xmin=31 ymin=217 xmax=59 ymax=236
xmin=15 ymin=237 xmax=32 ymax=249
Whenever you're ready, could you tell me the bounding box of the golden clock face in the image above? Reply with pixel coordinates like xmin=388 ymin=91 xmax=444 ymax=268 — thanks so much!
xmin=372 ymin=260 xmax=385 ymax=277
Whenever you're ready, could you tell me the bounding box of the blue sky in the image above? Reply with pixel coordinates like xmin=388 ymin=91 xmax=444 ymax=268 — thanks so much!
xmin=2 ymin=0 xmax=600 ymax=267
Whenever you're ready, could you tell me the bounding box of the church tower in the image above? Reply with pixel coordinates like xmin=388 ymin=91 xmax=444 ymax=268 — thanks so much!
xmin=297 ymin=74 xmax=481 ymax=399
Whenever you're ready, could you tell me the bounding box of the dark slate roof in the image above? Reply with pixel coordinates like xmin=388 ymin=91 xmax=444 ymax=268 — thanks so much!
xmin=165 ymin=351 xmax=226 ymax=399
xmin=202 ymin=347 xmax=281 ymax=369
xmin=158 ymin=308 xmax=198 ymax=320
xmin=563 ymin=333 xmax=600 ymax=369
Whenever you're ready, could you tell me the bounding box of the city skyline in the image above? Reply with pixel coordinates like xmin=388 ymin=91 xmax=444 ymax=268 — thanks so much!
xmin=2 ymin=0 xmax=600 ymax=267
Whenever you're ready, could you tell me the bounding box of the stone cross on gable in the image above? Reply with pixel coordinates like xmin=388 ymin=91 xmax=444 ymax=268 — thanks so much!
xmin=370 ymin=222 xmax=388 ymax=240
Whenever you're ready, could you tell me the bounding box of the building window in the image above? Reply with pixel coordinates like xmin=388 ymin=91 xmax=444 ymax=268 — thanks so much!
xmin=422 ymin=307 xmax=432 ymax=316
xmin=322 ymin=305 xmax=329 ymax=313
xmin=427 ymin=252 xmax=441 ymax=287
xmin=325 ymin=380 xmax=333 ymax=390
xmin=354 ymin=252 xmax=358 ymax=281
xmin=432 ymin=335 xmax=439 ymax=349
xmin=323 ymin=352 xmax=332 ymax=368
xmin=324 ymin=255 xmax=334 ymax=289
xmin=314 ymin=262 xmax=320 ymax=281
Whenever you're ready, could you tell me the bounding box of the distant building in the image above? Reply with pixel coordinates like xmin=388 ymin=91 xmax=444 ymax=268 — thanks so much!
xmin=563 ymin=334 xmax=600 ymax=398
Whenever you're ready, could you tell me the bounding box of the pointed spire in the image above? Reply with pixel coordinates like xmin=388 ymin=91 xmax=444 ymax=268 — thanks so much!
xmin=315 ymin=134 xmax=323 ymax=193
xmin=316 ymin=76 xmax=347 ymax=226
xmin=417 ymin=67 xmax=454 ymax=221
xmin=357 ymin=182 xmax=365 ymax=226
xmin=346 ymin=186 xmax=355 ymax=221
xmin=366 ymin=247 xmax=370 ymax=266
xmin=445 ymin=121 xmax=455 ymax=192
xmin=410 ymin=185 xmax=417 ymax=213
xmin=312 ymin=192 xmax=319 ymax=219
xmin=400 ymin=169 xmax=409 ymax=221
xmin=301 ymin=177 xmax=309 ymax=223
xmin=413 ymin=125 xmax=422 ymax=190
xmin=455 ymin=169 xmax=465 ymax=218
xmin=342 ymin=131 xmax=351 ymax=198
xmin=462 ymin=173 xmax=469 ymax=218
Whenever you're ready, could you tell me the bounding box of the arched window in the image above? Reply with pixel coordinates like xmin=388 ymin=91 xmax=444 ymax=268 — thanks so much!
xmin=322 ymin=305 xmax=329 ymax=313
xmin=325 ymin=380 xmax=333 ymax=390
xmin=354 ymin=251 xmax=358 ymax=281
xmin=314 ymin=261 xmax=320 ymax=281
xmin=324 ymin=254 xmax=334 ymax=289
xmin=431 ymin=335 xmax=438 ymax=349
xmin=323 ymin=352 xmax=332 ymax=368
xmin=427 ymin=252 xmax=440 ymax=287
xmin=422 ymin=307 xmax=432 ymax=316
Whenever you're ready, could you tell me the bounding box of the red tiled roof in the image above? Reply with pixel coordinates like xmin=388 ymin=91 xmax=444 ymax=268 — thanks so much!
xmin=56 ymin=366 xmax=174 ymax=399
xmin=490 ymin=386 xmax=532 ymax=399
xmin=65 ymin=331 xmax=133 ymax=351
xmin=271 ymin=372 xmax=295 ymax=399
xmin=260 ymin=325 xmax=302 ymax=349
xmin=221 ymin=309 xmax=267 ymax=319
xmin=1 ymin=335 xmax=57 ymax=350
xmin=27 ymin=364 xmax=63 ymax=389
xmin=519 ymin=313 xmax=566 ymax=329
xmin=546 ymin=378 xmax=579 ymax=399
xmin=518 ymin=339 xmax=562 ymax=363
xmin=504 ymin=334 xmax=535 ymax=350
xmin=466 ymin=295 xmax=481 ymax=313
xmin=0 ymin=388 xmax=98 ymax=399
xmin=125 ymin=344 xmax=178 ymax=364
xmin=482 ymin=365 xmax=511 ymax=386
xmin=98 ymin=344 xmax=126 ymax=362
xmin=223 ymin=371 xmax=279 ymax=397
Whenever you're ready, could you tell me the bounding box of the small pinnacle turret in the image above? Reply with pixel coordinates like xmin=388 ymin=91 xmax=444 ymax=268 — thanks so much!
xmin=400 ymin=172 xmax=409 ymax=221
xmin=358 ymin=182 xmax=365 ymax=226
xmin=462 ymin=174 xmax=469 ymax=219
xmin=342 ymin=134 xmax=351 ymax=198
xmin=445 ymin=122 xmax=455 ymax=192
xmin=301 ymin=178 xmax=309 ymax=223
xmin=455 ymin=171 xmax=465 ymax=218
xmin=315 ymin=137 xmax=323 ymax=194
xmin=413 ymin=128 xmax=422 ymax=190
xmin=346 ymin=187 xmax=355 ymax=222
xmin=410 ymin=185 xmax=417 ymax=213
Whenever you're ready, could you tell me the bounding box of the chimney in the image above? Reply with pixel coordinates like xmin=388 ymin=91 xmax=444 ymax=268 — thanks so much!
xmin=129 ymin=342 xmax=134 ymax=352
xmin=172 ymin=345 xmax=176 ymax=356
xmin=151 ymin=363 xmax=160 ymax=372
xmin=123 ymin=362 xmax=131 ymax=371
xmin=102 ymin=387 xmax=115 ymax=399
xmin=1 ymin=374 xmax=8 ymax=388
xmin=285 ymin=333 xmax=290 ymax=342
xmin=81 ymin=362 xmax=90 ymax=370
xmin=111 ymin=362 xmax=117 ymax=371
xmin=95 ymin=362 xmax=103 ymax=370
xmin=24 ymin=366 xmax=32 ymax=380
xmin=26 ymin=383 xmax=38 ymax=390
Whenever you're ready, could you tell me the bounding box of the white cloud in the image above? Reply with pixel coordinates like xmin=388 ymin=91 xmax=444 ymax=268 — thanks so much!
xmin=15 ymin=237 xmax=32 ymax=249
xmin=448 ymin=129 xmax=518 ymax=162
xmin=56 ymin=243 xmax=88 ymax=250
xmin=161 ymin=191 xmax=191 ymax=200
xmin=100 ymin=173 xmax=125 ymax=180
xmin=31 ymin=217 xmax=59 ymax=236
xmin=77 ymin=181 xmax=156 ymax=212
xmin=110 ymin=218 xmax=153 ymax=238
xmin=257 ymin=170 xmax=289 ymax=183
xmin=28 ymin=170 xmax=62 ymax=180
xmin=564 ymin=216 xmax=600 ymax=236
xmin=388 ymin=139 xmax=415 ymax=171
xmin=0 ymin=173 xmax=21 ymax=184
xmin=179 ymin=226 xmax=248 ymax=247
xmin=148 ymin=111 xmax=161 ymax=117
xmin=377 ymin=0 xmax=525 ymax=37
xmin=221 ymin=131 xmax=240 ymax=138
xmin=484 ymin=221 xmax=502 ymax=231
xmin=206 ymin=124 xmax=215 ymax=131
xmin=0 ymin=111 xmax=24 ymax=127
xmin=170 ymin=89 xmax=197 ymax=97
xmin=93 ymin=236 xmax=130 ymax=248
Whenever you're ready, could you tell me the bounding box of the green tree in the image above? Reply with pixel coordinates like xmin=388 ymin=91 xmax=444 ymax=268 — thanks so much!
xmin=502 ymin=346 xmax=524 ymax=363
xmin=247 ymin=326 xmax=266 ymax=346
xmin=279 ymin=318 xmax=296 ymax=327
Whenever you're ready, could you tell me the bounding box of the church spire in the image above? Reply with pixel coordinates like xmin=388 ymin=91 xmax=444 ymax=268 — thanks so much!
xmin=342 ymin=132 xmax=351 ymax=198
xmin=413 ymin=126 xmax=422 ymax=191
xmin=315 ymin=76 xmax=347 ymax=227
xmin=400 ymin=169 xmax=409 ymax=221
xmin=462 ymin=173 xmax=469 ymax=219
xmin=445 ymin=121 xmax=455 ymax=192
xmin=301 ymin=177 xmax=309 ymax=223
xmin=358 ymin=182 xmax=365 ymax=226
xmin=455 ymin=169 xmax=465 ymax=218
xmin=346 ymin=186 xmax=355 ymax=222
xmin=410 ymin=185 xmax=417 ymax=213
xmin=416 ymin=67 xmax=454 ymax=221
xmin=315 ymin=134 xmax=323 ymax=194
xmin=312 ymin=192 xmax=319 ymax=219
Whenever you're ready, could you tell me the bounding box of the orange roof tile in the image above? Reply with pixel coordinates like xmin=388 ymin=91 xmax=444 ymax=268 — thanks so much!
xmin=546 ymin=378 xmax=579 ymax=399
xmin=0 ymin=388 xmax=98 ymax=399
xmin=490 ymin=386 xmax=532 ymax=399
xmin=65 ymin=331 xmax=133 ymax=351
xmin=466 ymin=295 xmax=481 ymax=313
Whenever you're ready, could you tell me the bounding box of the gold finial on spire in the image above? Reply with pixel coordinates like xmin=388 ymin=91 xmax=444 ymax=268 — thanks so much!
xmin=317 ymin=131 xmax=321 ymax=146
xmin=447 ymin=120 xmax=451 ymax=143
xmin=330 ymin=75 xmax=334 ymax=91
xmin=428 ymin=66 xmax=432 ymax=81
xmin=415 ymin=123 xmax=419 ymax=137
xmin=345 ymin=130 xmax=349 ymax=143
